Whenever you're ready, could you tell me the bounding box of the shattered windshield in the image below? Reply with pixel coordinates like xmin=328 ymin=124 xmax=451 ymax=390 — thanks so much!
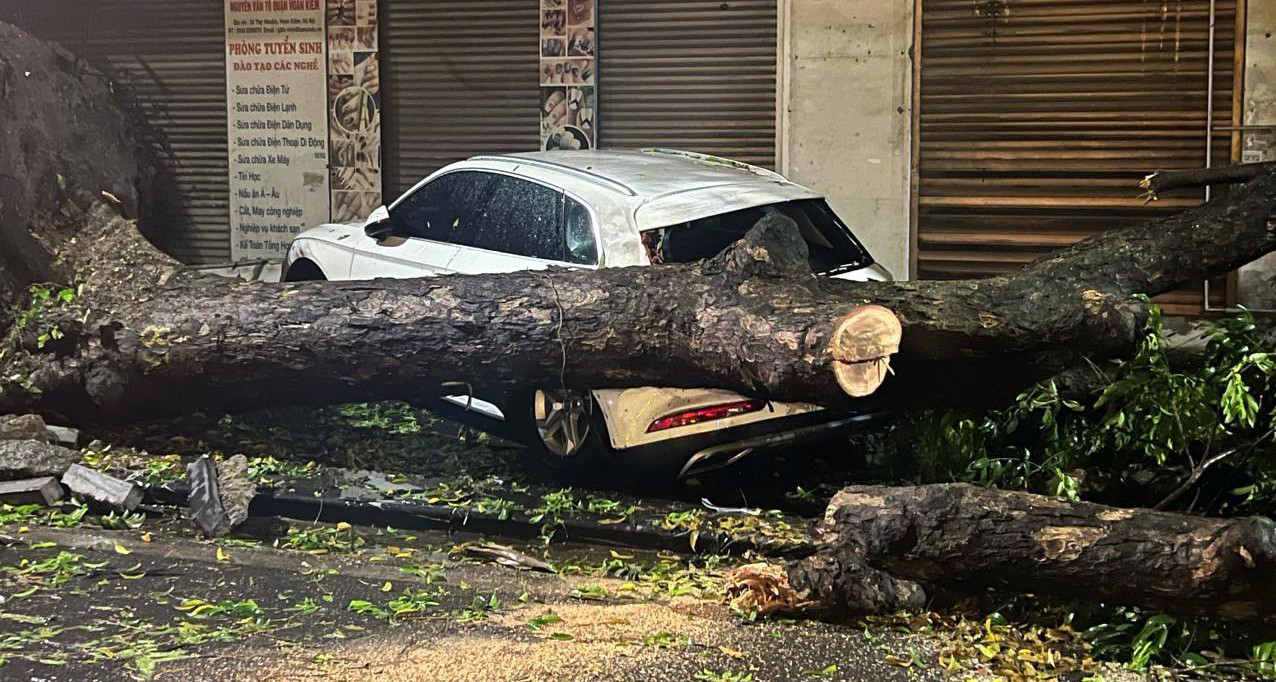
xmin=640 ymin=199 xmax=873 ymax=273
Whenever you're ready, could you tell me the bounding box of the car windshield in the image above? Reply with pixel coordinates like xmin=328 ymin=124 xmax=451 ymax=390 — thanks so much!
xmin=640 ymin=199 xmax=873 ymax=273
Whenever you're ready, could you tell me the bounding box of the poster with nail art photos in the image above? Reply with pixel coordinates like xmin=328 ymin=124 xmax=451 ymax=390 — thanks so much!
xmin=328 ymin=0 xmax=381 ymax=222
xmin=329 ymin=74 xmax=353 ymax=101
xmin=356 ymin=26 xmax=377 ymax=51
xmin=542 ymin=9 xmax=565 ymax=36
xmin=542 ymin=37 xmax=565 ymax=58
xmin=540 ymin=59 xmax=593 ymax=86
xmin=541 ymin=87 xmax=594 ymax=150
xmin=329 ymin=26 xmax=356 ymax=51
xmin=354 ymin=52 xmax=379 ymax=96
xmin=568 ymin=0 xmax=593 ymax=25
xmin=356 ymin=0 xmax=376 ymax=26
xmin=543 ymin=125 xmax=590 ymax=151
xmin=567 ymin=26 xmax=594 ymax=57
xmin=327 ymin=0 xmax=354 ymax=26
xmin=565 ymin=58 xmax=593 ymax=85
xmin=329 ymin=50 xmax=353 ymax=76
xmin=542 ymin=87 xmax=569 ymax=130
xmin=567 ymin=86 xmax=595 ymax=138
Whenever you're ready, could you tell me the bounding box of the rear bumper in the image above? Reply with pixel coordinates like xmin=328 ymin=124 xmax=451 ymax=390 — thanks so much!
xmin=615 ymin=409 xmax=892 ymax=478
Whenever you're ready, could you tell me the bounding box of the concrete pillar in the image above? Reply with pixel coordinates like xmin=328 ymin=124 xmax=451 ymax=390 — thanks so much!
xmin=1239 ymin=1 xmax=1276 ymax=309
xmin=778 ymin=0 xmax=914 ymax=280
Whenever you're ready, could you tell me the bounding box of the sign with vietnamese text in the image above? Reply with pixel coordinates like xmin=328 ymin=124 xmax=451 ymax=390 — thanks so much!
xmin=225 ymin=0 xmax=330 ymax=261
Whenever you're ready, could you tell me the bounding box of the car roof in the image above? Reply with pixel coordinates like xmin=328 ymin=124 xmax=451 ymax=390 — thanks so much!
xmin=467 ymin=149 xmax=823 ymax=231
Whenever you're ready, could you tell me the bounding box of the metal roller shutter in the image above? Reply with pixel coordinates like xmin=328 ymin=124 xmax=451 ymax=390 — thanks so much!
xmin=597 ymin=0 xmax=778 ymax=169
xmin=917 ymin=0 xmax=1238 ymax=314
xmin=1 ymin=0 xmax=230 ymax=264
xmin=381 ymin=0 xmax=541 ymax=197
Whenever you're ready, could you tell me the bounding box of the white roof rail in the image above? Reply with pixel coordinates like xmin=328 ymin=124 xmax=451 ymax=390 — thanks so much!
xmin=638 ymin=148 xmax=788 ymax=183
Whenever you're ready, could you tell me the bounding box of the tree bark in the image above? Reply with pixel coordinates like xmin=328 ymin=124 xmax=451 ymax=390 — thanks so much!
xmin=755 ymin=484 xmax=1276 ymax=623
xmin=1 ymin=20 xmax=1275 ymax=424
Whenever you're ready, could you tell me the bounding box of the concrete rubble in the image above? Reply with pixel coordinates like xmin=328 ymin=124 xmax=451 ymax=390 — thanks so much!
xmin=0 ymin=476 xmax=64 ymax=506
xmin=0 ymin=414 xmax=82 ymax=447
xmin=0 ymin=414 xmax=50 ymax=441
xmin=61 ymin=463 xmax=143 ymax=511
xmin=186 ymin=455 xmax=257 ymax=537
xmin=0 ymin=440 xmax=80 ymax=480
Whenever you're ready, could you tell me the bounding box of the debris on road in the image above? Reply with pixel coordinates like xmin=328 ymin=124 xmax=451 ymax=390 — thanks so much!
xmin=727 ymin=562 xmax=812 ymax=617
xmin=0 ymin=414 xmax=50 ymax=441
xmin=61 ymin=463 xmax=143 ymax=510
xmin=0 ymin=414 xmax=81 ymax=447
xmin=218 ymin=454 xmax=256 ymax=529
xmin=462 ymin=542 xmax=556 ymax=572
xmin=44 ymin=424 xmax=80 ymax=447
xmin=0 ymin=439 xmax=80 ymax=479
xmin=187 ymin=454 xmax=256 ymax=537
xmin=0 ymin=476 xmax=64 ymax=506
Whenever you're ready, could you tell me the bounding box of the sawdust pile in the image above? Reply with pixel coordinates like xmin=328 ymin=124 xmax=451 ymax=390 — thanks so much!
xmin=256 ymin=600 xmax=732 ymax=682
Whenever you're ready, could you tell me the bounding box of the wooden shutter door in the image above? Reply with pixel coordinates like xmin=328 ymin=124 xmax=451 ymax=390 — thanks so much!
xmin=917 ymin=0 xmax=1238 ymax=314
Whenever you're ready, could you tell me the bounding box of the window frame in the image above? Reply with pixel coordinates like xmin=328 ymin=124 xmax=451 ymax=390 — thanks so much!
xmin=388 ymin=168 xmax=603 ymax=268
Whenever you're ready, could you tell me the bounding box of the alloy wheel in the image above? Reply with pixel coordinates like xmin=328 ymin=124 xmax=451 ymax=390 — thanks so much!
xmin=532 ymin=388 xmax=592 ymax=458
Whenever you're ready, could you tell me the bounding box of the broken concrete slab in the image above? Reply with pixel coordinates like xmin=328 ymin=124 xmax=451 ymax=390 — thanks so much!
xmin=0 ymin=414 xmax=49 ymax=441
xmin=187 ymin=458 xmax=227 ymax=537
xmin=61 ymin=464 xmax=142 ymax=511
xmin=44 ymin=424 xmax=80 ymax=448
xmin=187 ymin=456 xmax=257 ymax=538
xmin=0 ymin=440 xmax=79 ymax=479
xmin=217 ymin=455 xmax=255 ymax=531
xmin=0 ymin=476 xmax=64 ymax=506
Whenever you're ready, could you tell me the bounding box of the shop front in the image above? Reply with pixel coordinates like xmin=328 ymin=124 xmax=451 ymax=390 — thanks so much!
xmin=0 ymin=0 xmax=779 ymax=264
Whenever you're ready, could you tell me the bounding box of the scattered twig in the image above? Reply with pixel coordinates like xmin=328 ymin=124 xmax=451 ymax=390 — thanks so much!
xmin=1154 ymin=429 xmax=1274 ymax=510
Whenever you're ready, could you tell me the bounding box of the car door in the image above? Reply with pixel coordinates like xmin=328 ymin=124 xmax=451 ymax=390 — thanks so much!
xmin=348 ymin=171 xmax=494 ymax=280
xmin=445 ymin=174 xmax=599 ymax=275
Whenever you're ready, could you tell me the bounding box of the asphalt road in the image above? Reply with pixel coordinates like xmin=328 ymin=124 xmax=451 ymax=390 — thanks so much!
xmin=0 ymin=522 xmax=938 ymax=682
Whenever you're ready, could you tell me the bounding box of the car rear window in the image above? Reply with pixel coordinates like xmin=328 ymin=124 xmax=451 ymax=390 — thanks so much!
xmin=640 ymin=199 xmax=873 ymax=273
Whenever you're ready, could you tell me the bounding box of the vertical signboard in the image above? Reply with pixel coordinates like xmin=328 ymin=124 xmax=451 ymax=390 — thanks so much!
xmin=326 ymin=0 xmax=382 ymax=222
xmin=540 ymin=0 xmax=596 ymax=150
xmin=225 ymin=0 xmax=330 ymax=262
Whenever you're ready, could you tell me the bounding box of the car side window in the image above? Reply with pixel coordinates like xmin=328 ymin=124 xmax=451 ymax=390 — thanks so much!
xmin=390 ymin=171 xmax=494 ymax=242
xmin=563 ymin=196 xmax=597 ymax=265
xmin=466 ymin=175 xmax=565 ymax=261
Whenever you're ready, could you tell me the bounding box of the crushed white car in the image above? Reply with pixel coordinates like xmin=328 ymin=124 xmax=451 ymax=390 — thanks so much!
xmin=284 ymin=149 xmax=891 ymax=478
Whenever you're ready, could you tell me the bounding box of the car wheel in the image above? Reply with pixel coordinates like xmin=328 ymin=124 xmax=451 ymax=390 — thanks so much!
xmin=513 ymin=388 xmax=612 ymax=471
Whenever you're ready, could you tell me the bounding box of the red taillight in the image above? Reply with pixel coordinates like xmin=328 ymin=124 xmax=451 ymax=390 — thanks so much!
xmin=646 ymin=400 xmax=766 ymax=433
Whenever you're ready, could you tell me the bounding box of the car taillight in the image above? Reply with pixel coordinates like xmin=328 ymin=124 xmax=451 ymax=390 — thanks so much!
xmin=646 ymin=400 xmax=766 ymax=433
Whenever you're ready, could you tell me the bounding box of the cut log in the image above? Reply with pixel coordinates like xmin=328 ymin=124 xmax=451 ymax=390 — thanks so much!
xmin=768 ymin=484 xmax=1276 ymax=623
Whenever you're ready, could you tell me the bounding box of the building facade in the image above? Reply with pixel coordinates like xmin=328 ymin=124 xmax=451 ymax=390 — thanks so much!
xmin=1 ymin=0 xmax=1271 ymax=310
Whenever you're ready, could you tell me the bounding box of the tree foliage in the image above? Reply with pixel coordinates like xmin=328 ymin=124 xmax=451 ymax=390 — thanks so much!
xmin=896 ymin=307 xmax=1275 ymax=516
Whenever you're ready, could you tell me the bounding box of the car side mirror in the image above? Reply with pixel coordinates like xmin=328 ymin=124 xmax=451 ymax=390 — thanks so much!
xmin=364 ymin=206 xmax=394 ymax=241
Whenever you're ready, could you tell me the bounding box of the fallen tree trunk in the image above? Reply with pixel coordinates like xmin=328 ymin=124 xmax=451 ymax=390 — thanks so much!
xmin=734 ymin=484 xmax=1276 ymax=623
xmin=1142 ymin=161 xmax=1276 ymax=199
xmin=1 ymin=19 xmax=1275 ymax=424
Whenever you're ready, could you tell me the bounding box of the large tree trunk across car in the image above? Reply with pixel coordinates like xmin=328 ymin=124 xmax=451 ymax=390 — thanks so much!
xmin=3 ymin=16 xmax=1276 ymax=422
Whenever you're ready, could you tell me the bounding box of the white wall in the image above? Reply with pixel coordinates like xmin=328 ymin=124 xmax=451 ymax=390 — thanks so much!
xmin=1238 ymin=0 xmax=1276 ymax=309
xmin=779 ymin=0 xmax=913 ymax=279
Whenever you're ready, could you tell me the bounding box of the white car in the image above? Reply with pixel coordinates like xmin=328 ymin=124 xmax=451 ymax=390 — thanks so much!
xmin=284 ymin=149 xmax=891 ymax=478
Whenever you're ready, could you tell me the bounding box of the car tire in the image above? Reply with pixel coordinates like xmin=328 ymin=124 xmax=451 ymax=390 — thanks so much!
xmin=508 ymin=387 xmax=614 ymax=475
